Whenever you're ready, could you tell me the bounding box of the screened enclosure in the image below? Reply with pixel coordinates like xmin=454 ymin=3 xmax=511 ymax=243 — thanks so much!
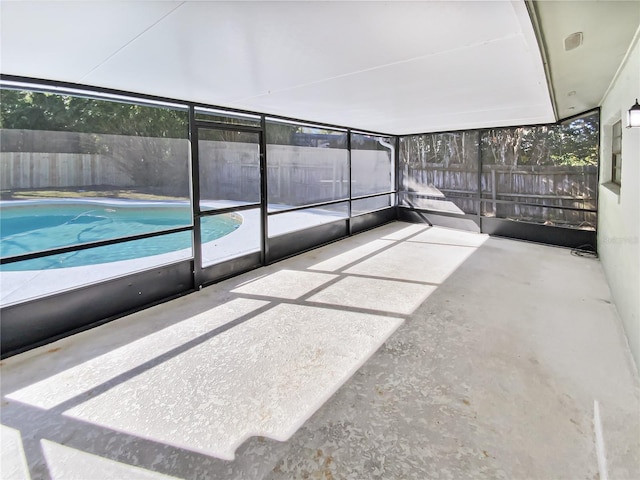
xmin=0 ymin=79 xmax=598 ymax=356
xmin=398 ymin=111 xmax=599 ymax=243
xmin=0 ymin=81 xmax=397 ymax=355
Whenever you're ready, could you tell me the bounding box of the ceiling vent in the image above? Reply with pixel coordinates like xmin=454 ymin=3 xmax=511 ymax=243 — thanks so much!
xmin=564 ymin=32 xmax=583 ymax=51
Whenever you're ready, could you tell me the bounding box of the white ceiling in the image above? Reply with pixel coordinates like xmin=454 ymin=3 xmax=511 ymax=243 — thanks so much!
xmin=532 ymin=1 xmax=640 ymax=120
xmin=1 ymin=1 xmax=556 ymax=134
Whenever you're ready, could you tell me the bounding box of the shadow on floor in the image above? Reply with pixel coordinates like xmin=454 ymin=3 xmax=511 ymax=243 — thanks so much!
xmin=2 ymin=222 xmax=638 ymax=480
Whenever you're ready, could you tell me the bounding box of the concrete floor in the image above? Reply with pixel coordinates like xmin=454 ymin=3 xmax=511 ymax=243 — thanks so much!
xmin=1 ymin=222 xmax=639 ymax=479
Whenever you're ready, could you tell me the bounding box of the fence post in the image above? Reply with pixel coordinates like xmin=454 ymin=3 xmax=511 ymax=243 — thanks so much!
xmin=491 ymin=167 xmax=497 ymax=214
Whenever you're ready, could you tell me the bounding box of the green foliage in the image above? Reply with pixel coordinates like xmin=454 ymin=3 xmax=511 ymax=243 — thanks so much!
xmin=400 ymin=131 xmax=479 ymax=168
xmin=0 ymin=89 xmax=187 ymax=138
xmin=266 ymin=122 xmax=296 ymax=144
xmin=400 ymin=112 xmax=599 ymax=169
xmin=482 ymin=113 xmax=599 ymax=167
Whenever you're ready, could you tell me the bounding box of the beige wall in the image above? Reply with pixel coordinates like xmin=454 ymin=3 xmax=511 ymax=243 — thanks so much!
xmin=598 ymin=31 xmax=640 ymax=372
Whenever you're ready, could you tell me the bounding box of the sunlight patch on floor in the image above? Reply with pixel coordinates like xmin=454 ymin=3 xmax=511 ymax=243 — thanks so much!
xmin=308 ymin=276 xmax=436 ymax=315
xmin=307 ymin=239 xmax=395 ymax=272
xmin=344 ymin=241 xmax=482 ymax=284
xmin=0 ymin=425 xmax=30 ymax=480
xmin=231 ymin=270 xmax=337 ymax=300
xmin=6 ymin=298 xmax=268 ymax=410
xmin=62 ymin=304 xmax=403 ymax=460
xmin=41 ymin=440 xmax=181 ymax=480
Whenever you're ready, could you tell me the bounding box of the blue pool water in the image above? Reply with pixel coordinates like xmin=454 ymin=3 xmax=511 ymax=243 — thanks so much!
xmin=1 ymin=201 xmax=241 ymax=271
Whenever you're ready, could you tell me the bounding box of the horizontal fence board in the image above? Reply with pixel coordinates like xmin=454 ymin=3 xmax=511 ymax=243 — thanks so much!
xmin=1 ymin=131 xmax=392 ymax=207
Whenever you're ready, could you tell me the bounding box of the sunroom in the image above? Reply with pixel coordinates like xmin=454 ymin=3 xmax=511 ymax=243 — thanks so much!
xmin=1 ymin=1 xmax=639 ymax=479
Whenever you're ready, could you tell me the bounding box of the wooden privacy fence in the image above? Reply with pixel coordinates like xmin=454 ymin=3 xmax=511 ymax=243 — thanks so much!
xmin=1 ymin=129 xmax=190 ymax=195
xmin=482 ymin=164 xmax=597 ymax=209
xmin=401 ymin=163 xmax=597 ymax=228
xmin=199 ymin=143 xmax=390 ymax=206
xmin=265 ymin=145 xmax=349 ymax=205
xmin=1 ymin=152 xmax=135 ymax=190
xmin=2 ymin=130 xmax=392 ymax=206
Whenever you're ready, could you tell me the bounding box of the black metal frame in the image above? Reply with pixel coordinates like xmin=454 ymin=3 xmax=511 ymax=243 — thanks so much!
xmin=0 ymin=225 xmax=193 ymax=266
xmin=267 ymin=198 xmax=350 ymax=216
xmin=0 ymin=74 xmax=601 ymax=357
xmin=0 ymin=75 xmax=396 ymax=356
xmin=260 ymin=115 xmax=269 ymax=264
xmin=352 ymin=191 xmax=396 ymax=201
xmin=397 ymin=108 xmax=600 ymax=249
xmin=347 ymin=129 xmax=353 ymax=235
xmin=191 ymin=121 xmax=264 ymax=288
xmin=1 ymin=260 xmax=194 ymax=357
xmin=263 ymin=127 xmax=396 ymax=261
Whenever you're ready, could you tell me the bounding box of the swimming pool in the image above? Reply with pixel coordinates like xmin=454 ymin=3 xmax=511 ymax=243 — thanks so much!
xmin=0 ymin=200 xmax=241 ymax=271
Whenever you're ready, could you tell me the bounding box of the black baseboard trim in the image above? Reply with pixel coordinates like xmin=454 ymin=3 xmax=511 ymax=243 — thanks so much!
xmin=480 ymin=217 xmax=597 ymax=250
xmin=351 ymin=208 xmax=396 ymax=234
xmin=398 ymin=208 xmax=481 ymax=232
xmin=1 ymin=261 xmax=194 ymax=358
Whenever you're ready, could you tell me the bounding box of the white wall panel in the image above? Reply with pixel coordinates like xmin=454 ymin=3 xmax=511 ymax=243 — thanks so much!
xmin=598 ymin=33 xmax=640 ymax=372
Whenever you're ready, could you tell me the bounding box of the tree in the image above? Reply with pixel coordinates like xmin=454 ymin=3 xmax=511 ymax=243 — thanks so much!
xmin=481 ymin=113 xmax=599 ymax=167
xmin=1 ymin=89 xmax=71 ymax=131
xmin=1 ymin=89 xmax=188 ymax=137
